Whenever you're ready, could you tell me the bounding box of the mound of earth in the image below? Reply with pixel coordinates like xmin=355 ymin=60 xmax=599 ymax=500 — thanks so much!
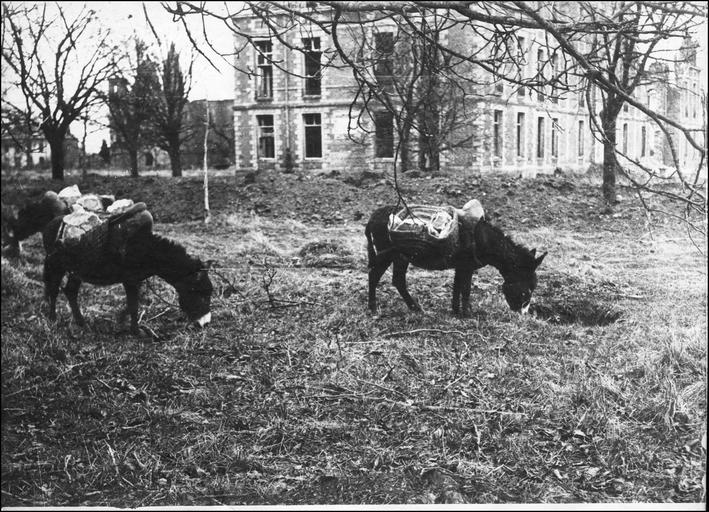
xmin=0 ymin=167 xmax=693 ymax=235
xmin=297 ymin=240 xmax=357 ymax=269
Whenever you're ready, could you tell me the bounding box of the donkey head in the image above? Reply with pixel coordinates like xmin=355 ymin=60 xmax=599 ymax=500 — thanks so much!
xmin=173 ymin=266 xmax=214 ymax=327
xmin=501 ymin=249 xmax=547 ymax=313
xmin=12 ymin=192 xmax=69 ymax=242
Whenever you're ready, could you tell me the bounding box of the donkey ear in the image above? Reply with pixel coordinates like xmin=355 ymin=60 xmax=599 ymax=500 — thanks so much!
xmin=530 ymin=248 xmax=537 ymax=257
xmin=535 ymin=251 xmax=547 ymax=268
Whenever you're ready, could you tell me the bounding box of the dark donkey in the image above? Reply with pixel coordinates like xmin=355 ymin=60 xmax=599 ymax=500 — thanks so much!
xmin=365 ymin=204 xmax=547 ymax=315
xmin=4 ymin=191 xmax=114 ymax=256
xmin=42 ymin=206 xmax=213 ymax=334
xmin=3 ymin=191 xmax=70 ymax=256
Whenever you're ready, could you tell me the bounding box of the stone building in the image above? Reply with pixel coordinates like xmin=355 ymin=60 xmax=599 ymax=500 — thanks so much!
xmin=1 ymin=116 xmax=81 ymax=171
xmin=231 ymin=3 xmax=705 ymax=177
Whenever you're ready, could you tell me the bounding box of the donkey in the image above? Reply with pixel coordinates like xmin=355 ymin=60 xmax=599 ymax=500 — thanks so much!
xmin=4 ymin=191 xmax=70 ymax=256
xmin=365 ymin=205 xmax=546 ymax=315
xmin=42 ymin=208 xmax=213 ymax=334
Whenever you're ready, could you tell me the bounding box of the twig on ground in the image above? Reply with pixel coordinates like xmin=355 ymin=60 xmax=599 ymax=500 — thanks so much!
xmin=261 ymin=259 xmax=278 ymax=308
xmin=382 ymin=328 xmax=471 ymax=338
xmin=145 ymin=308 xmax=172 ymax=322
xmin=353 ymin=377 xmax=409 ymax=399
xmin=443 ymin=374 xmax=465 ymax=391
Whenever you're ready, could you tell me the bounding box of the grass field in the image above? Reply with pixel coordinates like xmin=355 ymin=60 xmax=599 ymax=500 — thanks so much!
xmin=1 ymin=169 xmax=706 ymax=506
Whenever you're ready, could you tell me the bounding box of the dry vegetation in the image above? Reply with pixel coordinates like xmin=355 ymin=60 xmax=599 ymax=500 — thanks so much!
xmin=1 ymin=168 xmax=706 ymax=506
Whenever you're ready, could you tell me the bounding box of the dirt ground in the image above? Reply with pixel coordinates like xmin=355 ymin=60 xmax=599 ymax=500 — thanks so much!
xmin=1 ymin=167 xmax=706 ymax=506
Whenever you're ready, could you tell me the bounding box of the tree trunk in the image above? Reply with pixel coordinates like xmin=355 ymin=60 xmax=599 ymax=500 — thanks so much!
xmin=399 ymin=119 xmax=411 ymax=173
xmin=601 ymin=107 xmax=620 ymax=207
xmin=203 ymin=106 xmax=211 ymax=224
xmin=24 ymin=138 xmax=32 ymax=170
xmin=128 ymin=148 xmax=139 ymax=178
xmin=47 ymin=132 xmax=66 ymax=181
xmin=418 ymin=101 xmax=440 ymax=173
xmin=81 ymin=117 xmax=88 ymax=179
xmin=168 ymin=145 xmax=182 ymax=177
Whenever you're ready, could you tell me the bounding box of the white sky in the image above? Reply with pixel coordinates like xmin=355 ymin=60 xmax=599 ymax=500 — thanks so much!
xmin=2 ymin=1 xmax=235 ymax=153
xmin=102 ymin=2 xmax=235 ymax=101
xmin=83 ymin=2 xmax=236 ymax=152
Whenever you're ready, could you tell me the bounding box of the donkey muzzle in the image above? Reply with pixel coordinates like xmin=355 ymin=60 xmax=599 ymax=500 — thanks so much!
xmin=195 ymin=312 xmax=212 ymax=328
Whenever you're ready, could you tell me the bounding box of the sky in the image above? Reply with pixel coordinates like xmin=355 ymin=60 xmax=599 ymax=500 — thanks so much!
xmin=102 ymin=2 xmax=235 ymax=101
xmin=84 ymin=2 xmax=236 ymax=152
xmin=3 ymin=2 xmax=236 ymax=153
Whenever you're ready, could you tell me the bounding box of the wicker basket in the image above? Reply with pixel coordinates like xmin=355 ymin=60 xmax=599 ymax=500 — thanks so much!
xmin=60 ymin=207 xmax=153 ymax=273
xmin=387 ymin=205 xmax=460 ymax=268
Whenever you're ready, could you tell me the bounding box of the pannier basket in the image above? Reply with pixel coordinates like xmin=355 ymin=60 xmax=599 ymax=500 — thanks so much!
xmin=387 ymin=205 xmax=460 ymax=267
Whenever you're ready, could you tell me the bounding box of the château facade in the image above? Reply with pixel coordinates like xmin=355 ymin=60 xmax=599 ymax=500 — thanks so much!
xmin=231 ymin=3 xmax=705 ymax=178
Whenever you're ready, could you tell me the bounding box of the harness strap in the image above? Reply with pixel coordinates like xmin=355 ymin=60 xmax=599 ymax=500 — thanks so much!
xmin=470 ymin=220 xmax=485 ymax=268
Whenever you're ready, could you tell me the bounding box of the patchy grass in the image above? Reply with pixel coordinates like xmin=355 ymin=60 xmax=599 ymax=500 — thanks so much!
xmin=1 ymin=170 xmax=706 ymax=506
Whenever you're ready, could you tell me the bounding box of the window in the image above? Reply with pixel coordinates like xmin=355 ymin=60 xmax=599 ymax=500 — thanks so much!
xmin=517 ymin=36 xmax=526 ymax=64
xmin=551 ymin=118 xmax=559 ymax=157
xmin=578 ymin=120 xmax=585 ymax=156
xmin=516 ymin=112 xmax=525 ymax=158
xmin=493 ymin=110 xmax=503 ymax=158
xmin=623 ymin=103 xmax=629 ymax=113
xmin=692 ymin=83 xmax=697 ymax=119
xmin=303 ymin=37 xmax=322 ymax=96
xmin=495 ymin=78 xmax=504 ymax=94
xmin=537 ymin=48 xmax=544 ymax=102
xmin=537 ymin=116 xmax=545 ymax=158
xmin=303 ymin=113 xmax=322 ymax=158
xmin=517 ymin=37 xmax=526 ymax=97
xmin=255 ymin=40 xmax=273 ymax=99
xmin=374 ymin=111 xmax=394 ymax=157
xmin=641 ymin=125 xmax=646 ymax=157
xmin=257 ymin=115 xmax=275 ymax=158
xmin=622 ymin=123 xmax=628 ymax=154
xmin=374 ymin=32 xmax=394 ymax=86
xmin=550 ymin=53 xmax=558 ymax=104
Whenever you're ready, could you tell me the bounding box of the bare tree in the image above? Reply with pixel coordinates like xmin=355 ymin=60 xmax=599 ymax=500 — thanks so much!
xmin=331 ymin=12 xmax=480 ymax=174
xmin=163 ymin=1 xmax=707 ymax=236
xmin=515 ymin=1 xmax=707 ymax=209
xmin=148 ymin=41 xmax=193 ymax=177
xmin=104 ymin=37 xmax=160 ymax=178
xmin=1 ymin=2 xmax=117 ymax=180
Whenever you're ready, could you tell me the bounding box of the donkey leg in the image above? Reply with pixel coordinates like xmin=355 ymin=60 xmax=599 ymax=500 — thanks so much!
xmin=368 ymin=256 xmax=392 ymax=312
xmin=459 ymin=269 xmax=474 ymax=317
xmin=392 ymin=258 xmax=421 ymax=312
xmin=63 ymin=275 xmax=85 ymax=327
xmin=122 ymin=282 xmax=141 ymax=335
xmin=452 ymin=270 xmax=464 ymax=315
xmin=43 ymin=253 xmax=64 ymax=322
